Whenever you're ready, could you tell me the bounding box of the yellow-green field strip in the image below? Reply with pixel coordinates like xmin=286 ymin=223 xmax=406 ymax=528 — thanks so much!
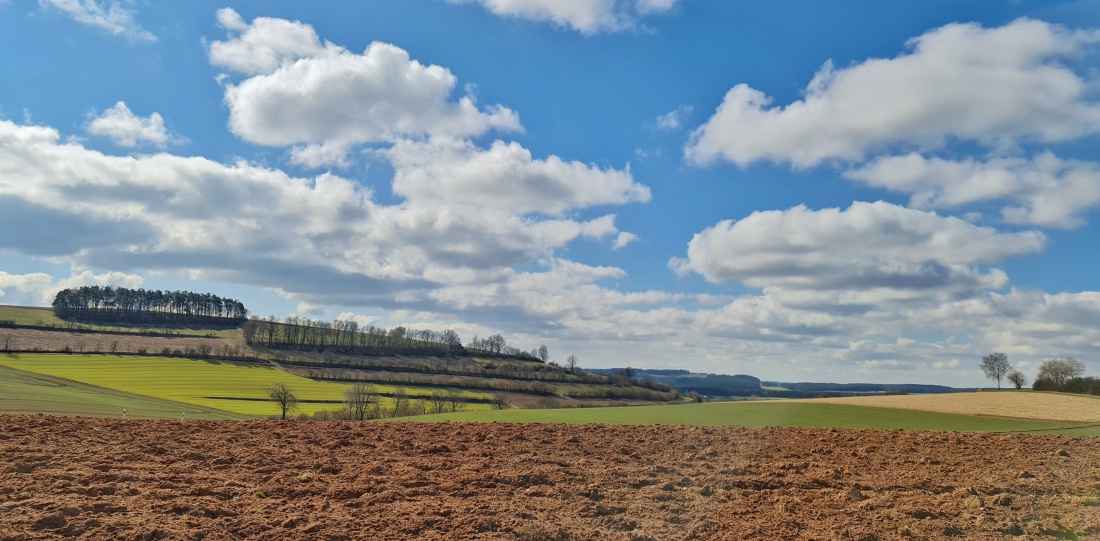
xmin=0 ymin=354 xmax=491 ymax=417
xmin=0 ymin=364 xmax=248 ymax=420
xmin=406 ymin=401 xmax=1100 ymax=435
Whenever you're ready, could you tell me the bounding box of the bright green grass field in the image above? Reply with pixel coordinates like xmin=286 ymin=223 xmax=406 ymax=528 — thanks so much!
xmin=0 ymin=365 xmax=248 ymax=420
xmin=408 ymin=401 xmax=1100 ymax=435
xmin=0 ymin=354 xmax=491 ymax=417
xmin=0 ymin=305 xmax=241 ymax=339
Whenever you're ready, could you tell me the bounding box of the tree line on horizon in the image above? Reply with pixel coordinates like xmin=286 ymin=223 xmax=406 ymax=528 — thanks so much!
xmin=52 ymin=286 xmax=248 ymax=324
xmin=980 ymin=352 xmax=1096 ymax=395
xmin=242 ymin=315 xmax=550 ymax=362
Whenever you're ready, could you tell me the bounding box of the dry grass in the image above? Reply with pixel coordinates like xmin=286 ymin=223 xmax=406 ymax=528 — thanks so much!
xmin=801 ymin=391 xmax=1100 ymax=423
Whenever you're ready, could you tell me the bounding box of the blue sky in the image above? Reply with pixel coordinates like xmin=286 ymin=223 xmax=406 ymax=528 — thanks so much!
xmin=2 ymin=0 xmax=1100 ymax=386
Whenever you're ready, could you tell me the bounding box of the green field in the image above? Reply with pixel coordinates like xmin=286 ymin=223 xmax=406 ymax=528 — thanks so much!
xmin=0 ymin=365 xmax=247 ymax=420
xmin=0 ymin=354 xmax=491 ymax=417
xmin=0 ymin=305 xmax=241 ymax=339
xmin=406 ymin=401 xmax=1100 ymax=435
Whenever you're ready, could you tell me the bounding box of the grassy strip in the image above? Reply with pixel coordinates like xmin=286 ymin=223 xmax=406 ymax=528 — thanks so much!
xmin=0 ymin=354 xmax=491 ymax=417
xmin=0 ymin=305 xmax=240 ymax=339
xmin=405 ymin=401 xmax=1093 ymax=434
xmin=0 ymin=364 xmax=248 ymax=420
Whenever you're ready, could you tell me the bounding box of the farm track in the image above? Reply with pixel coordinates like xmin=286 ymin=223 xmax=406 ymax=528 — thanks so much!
xmin=0 ymin=417 xmax=1097 ymax=540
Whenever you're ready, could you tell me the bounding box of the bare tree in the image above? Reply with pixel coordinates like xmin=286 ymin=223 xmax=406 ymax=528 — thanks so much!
xmin=565 ymin=354 xmax=579 ymax=375
xmin=389 ymin=388 xmax=410 ymax=418
xmin=344 ymin=382 xmax=378 ymax=421
xmin=1007 ymin=369 xmax=1027 ymax=390
xmin=1 ymin=334 xmax=12 ymax=353
xmin=428 ymin=390 xmax=448 ymax=414
xmin=485 ymin=334 xmax=506 ymax=354
xmin=538 ymin=344 xmax=549 ymax=363
xmin=264 ymin=383 xmax=298 ymax=420
xmin=445 ymin=389 xmax=465 ymax=412
xmin=1035 ymin=358 xmax=1086 ymax=390
xmin=980 ymin=352 xmax=1010 ymax=389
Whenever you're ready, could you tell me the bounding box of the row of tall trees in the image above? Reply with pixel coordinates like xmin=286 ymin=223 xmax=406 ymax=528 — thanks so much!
xmin=52 ymin=286 xmax=247 ymax=323
xmin=243 ymin=315 xmax=548 ymax=363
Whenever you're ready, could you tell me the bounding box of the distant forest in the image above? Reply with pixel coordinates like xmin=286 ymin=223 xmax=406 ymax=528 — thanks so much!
xmin=52 ymin=286 xmax=248 ymax=324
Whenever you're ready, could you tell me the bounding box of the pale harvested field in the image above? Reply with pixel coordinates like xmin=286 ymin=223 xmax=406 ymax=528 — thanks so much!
xmin=803 ymin=392 xmax=1100 ymax=423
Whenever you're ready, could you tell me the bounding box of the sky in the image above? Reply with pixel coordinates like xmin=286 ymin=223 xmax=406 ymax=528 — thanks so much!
xmin=1 ymin=0 xmax=1100 ymax=386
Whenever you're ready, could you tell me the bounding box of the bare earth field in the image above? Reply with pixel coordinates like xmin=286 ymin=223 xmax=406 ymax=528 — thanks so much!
xmin=803 ymin=392 xmax=1100 ymax=423
xmin=0 ymin=328 xmax=240 ymax=356
xmin=1 ymin=417 xmax=1097 ymax=540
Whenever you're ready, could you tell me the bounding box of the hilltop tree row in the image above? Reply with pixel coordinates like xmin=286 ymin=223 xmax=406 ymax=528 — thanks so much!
xmin=981 ymin=353 xmax=1096 ymax=396
xmin=243 ymin=315 xmax=549 ymax=362
xmin=52 ymin=286 xmax=248 ymax=324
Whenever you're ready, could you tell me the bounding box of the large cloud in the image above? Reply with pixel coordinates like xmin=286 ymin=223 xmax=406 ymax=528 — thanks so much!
xmin=388 ymin=138 xmax=651 ymax=215
xmin=0 ymin=119 xmax=636 ymax=306
xmin=446 ymin=0 xmax=681 ymax=35
xmin=671 ymin=201 xmax=1045 ymax=300
xmin=845 ymin=152 xmax=1100 ymax=229
xmin=686 ymin=19 xmax=1100 ymax=167
xmin=211 ymin=9 xmax=520 ymax=163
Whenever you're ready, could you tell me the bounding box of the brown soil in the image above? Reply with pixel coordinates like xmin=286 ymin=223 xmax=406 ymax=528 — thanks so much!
xmin=0 ymin=417 xmax=1097 ymax=540
xmin=0 ymin=328 xmax=241 ymax=357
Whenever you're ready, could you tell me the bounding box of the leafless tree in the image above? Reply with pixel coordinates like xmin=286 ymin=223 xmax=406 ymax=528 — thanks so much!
xmin=344 ymin=382 xmax=378 ymax=421
xmin=1007 ymin=370 xmax=1027 ymax=390
xmin=980 ymin=352 xmax=1010 ymax=388
xmin=445 ymin=389 xmax=465 ymax=412
xmin=428 ymin=390 xmax=448 ymax=414
xmin=1035 ymin=358 xmax=1085 ymax=389
xmin=264 ymin=383 xmax=299 ymax=420
xmin=389 ymin=388 xmax=410 ymax=418
xmin=485 ymin=334 xmax=506 ymax=354
xmin=538 ymin=344 xmax=549 ymax=363
xmin=566 ymin=354 xmax=579 ymax=375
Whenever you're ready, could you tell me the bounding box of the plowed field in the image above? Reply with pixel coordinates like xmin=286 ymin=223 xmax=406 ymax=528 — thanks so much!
xmin=1 ymin=416 xmax=1097 ymax=540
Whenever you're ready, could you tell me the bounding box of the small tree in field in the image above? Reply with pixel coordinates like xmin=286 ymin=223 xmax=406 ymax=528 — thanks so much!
xmin=565 ymin=355 xmax=579 ymax=375
xmin=389 ymin=388 xmax=409 ymax=418
xmin=264 ymin=383 xmax=298 ymax=420
xmin=344 ymin=382 xmax=378 ymax=421
xmin=1007 ymin=369 xmax=1027 ymax=390
xmin=980 ymin=352 xmax=1010 ymax=388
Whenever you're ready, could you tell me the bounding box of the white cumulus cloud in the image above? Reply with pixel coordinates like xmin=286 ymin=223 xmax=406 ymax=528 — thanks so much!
xmin=845 ymin=152 xmax=1100 ymax=229
xmin=446 ymin=0 xmax=681 ymax=34
xmin=388 ymin=138 xmax=650 ymax=215
xmin=671 ymin=201 xmax=1045 ymax=300
xmin=86 ymin=102 xmax=175 ymax=148
xmin=687 ymin=19 xmax=1100 ymax=167
xmin=211 ymin=10 xmax=520 ymax=165
xmin=0 ymin=270 xmax=144 ymax=306
xmin=39 ymin=0 xmax=155 ymax=42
